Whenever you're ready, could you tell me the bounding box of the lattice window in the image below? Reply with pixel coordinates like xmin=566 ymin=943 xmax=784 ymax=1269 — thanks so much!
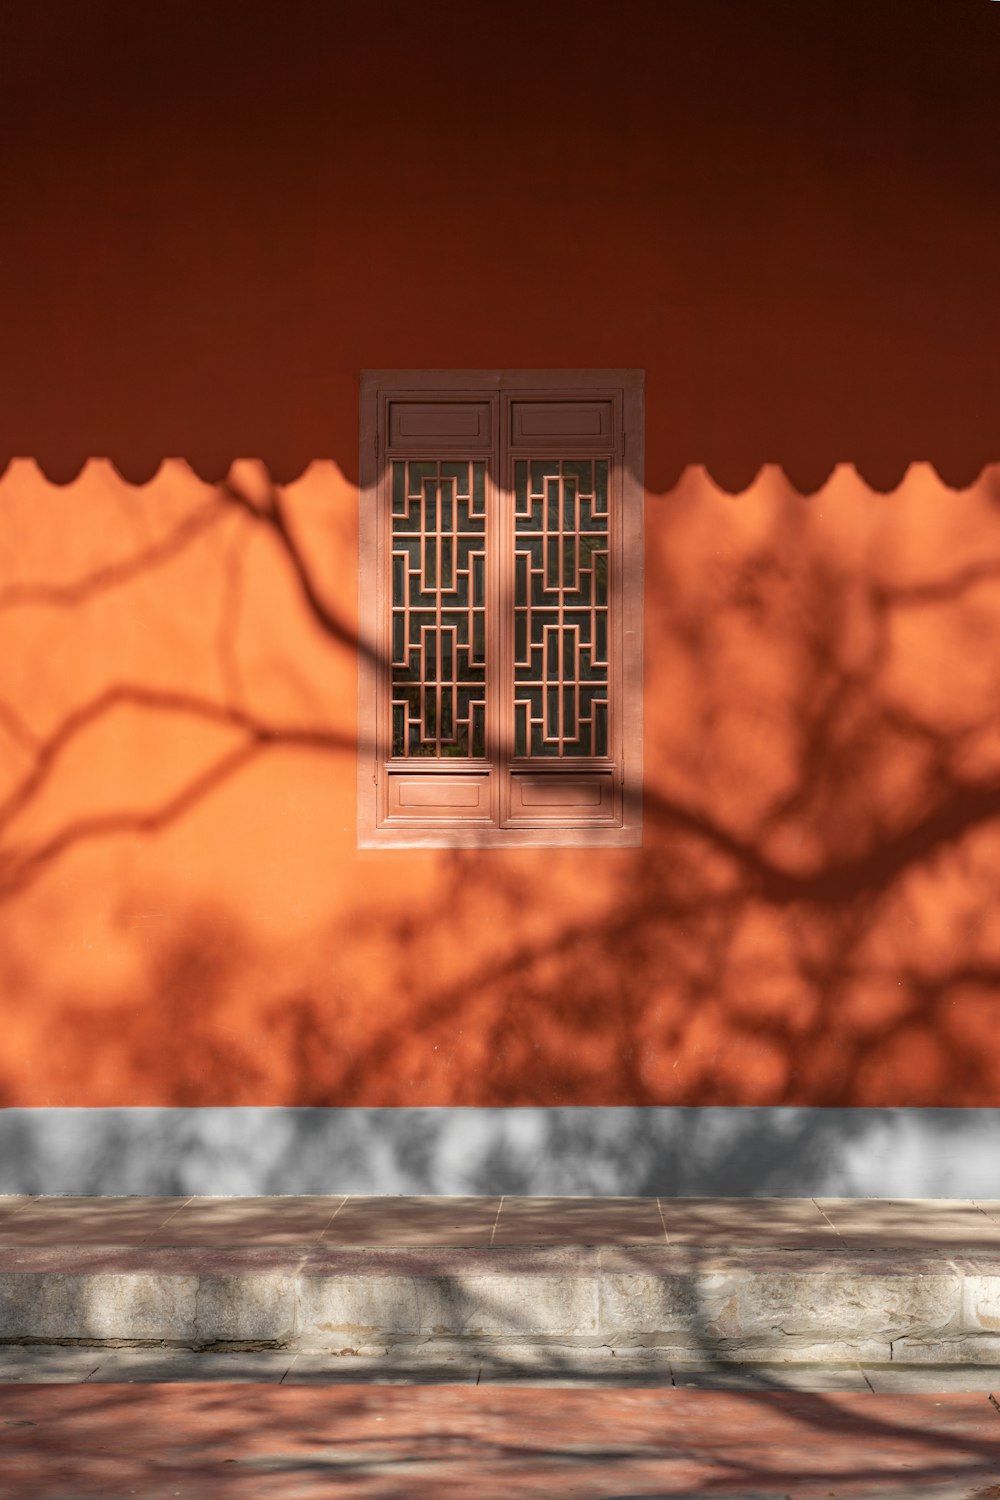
xmin=513 ymin=458 xmax=610 ymax=759
xmin=390 ymin=459 xmax=488 ymax=760
xmin=359 ymin=371 xmax=643 ymax=847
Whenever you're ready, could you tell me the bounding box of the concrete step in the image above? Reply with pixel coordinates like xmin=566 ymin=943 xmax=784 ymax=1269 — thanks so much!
xmin=1 ymin=1196 xmax=999 ymax=1368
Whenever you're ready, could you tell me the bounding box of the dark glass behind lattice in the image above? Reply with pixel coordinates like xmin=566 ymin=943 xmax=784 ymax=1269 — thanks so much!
xmin=513 ymin=458 xmax=609 ymax=757
xmin=390 ymin=459 xmax=487 ymax=757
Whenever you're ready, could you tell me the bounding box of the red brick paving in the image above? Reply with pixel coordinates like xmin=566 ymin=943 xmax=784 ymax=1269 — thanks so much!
xmin=1 ymin=1386 xmax=998 ymax=1498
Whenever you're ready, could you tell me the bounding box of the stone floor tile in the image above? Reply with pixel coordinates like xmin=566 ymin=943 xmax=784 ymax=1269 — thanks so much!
xmin=816 ymin=1198 xmax=1000 ymax=1249
xmin=88 ymin=1349 xmax=295 ymax=1382
xmin=0 ymin=1196 xmax=190 ymax=1245
xmin=283 ymin=1352 xmax=479 ymax=1384
xmin=493 ymin=1196 xmax=667 ymax=1246
xmin=320 ymin=1195 xmax=501 ymax=1247
xmin=148 ymin=1194 xmax=346 ymax=1245
xmin=670 ymin=1361 xmax=870 ymax=1390
xmin=0 ymin=1198 xmax=34 ymax=1228
xmin=863 ymin=1363 xmax=1000 ymax=1393
xmin=0 ymin=1244 xmax=311 ymax=1274
xmin=476 ymin=1366 xmax=676 ymax=1386
xmin=659 ymin=1197 xmax=841 ymax=1247
xmin=300 ymin=1244 xmax=597 ymax=1277
xmin=0 ymin=1346 xmax=108 ymax=1382
xmin=475 ymin=1348 xmax=673 ymax=1384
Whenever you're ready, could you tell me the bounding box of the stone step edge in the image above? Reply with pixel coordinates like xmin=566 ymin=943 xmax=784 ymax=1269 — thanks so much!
xmin=2 ymin=1264 xmax=1000 ymax=1361
xmin=3 ymin=1333 xmax=1000 ymax=1367
xmin=1 ymin=1247 xmax=996 ymax=1273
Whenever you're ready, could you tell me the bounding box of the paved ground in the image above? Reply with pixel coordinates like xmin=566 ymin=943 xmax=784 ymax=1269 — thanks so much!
xmin=2 ymin=1193 xmax=1000 ymax=1248
xmin=1 ymin=1384 xmax=998 ymax=1499
xmin=2 ymin=1198 xmax=998 ymax=1495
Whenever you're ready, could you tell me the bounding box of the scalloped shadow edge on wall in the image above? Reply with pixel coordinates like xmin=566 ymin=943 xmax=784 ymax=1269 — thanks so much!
xmin=3 ymin=455 xmax=1000 ymax=497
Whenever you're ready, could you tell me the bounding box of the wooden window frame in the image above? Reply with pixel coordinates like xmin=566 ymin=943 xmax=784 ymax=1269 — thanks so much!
xmin=358 ymin=369 xmax=643 ymax=848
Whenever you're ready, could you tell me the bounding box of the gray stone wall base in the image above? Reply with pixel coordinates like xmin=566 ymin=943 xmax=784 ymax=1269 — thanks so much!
xmin=1 ymin=1106 xmax=998 ymax=1197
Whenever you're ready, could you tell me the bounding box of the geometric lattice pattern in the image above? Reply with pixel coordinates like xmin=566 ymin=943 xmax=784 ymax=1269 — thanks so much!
xmin=513 ymin=458 xmax=609 ymax=757
xmin=390 ymin=459 xmax=488 ymax=757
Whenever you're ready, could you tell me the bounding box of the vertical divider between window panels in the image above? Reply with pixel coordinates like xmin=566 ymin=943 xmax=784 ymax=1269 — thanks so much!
xmin=497 ymin=394 xmax=511 ymax=829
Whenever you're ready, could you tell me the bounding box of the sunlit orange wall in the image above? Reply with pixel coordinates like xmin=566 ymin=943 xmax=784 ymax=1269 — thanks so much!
xmin=2 ymin=2 xmax=1000 ymax=1108
xmin=2 ymin=457 xmax=1000 ymax=1108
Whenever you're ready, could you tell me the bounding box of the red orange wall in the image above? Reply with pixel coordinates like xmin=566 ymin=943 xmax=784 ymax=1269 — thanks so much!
xmin=2 ymin=457 xmax=1000 ymax=1108
xmin=1 ymin=2 xmax=999 ymax=1108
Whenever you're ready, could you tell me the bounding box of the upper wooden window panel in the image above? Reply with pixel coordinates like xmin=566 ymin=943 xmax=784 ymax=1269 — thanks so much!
xmin=387 ymin=401 xmax=493 ymax=451
xmin=358 ymin=370 xmax=643 ymax=848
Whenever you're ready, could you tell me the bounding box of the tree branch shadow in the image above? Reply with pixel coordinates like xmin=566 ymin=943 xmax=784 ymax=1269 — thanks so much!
xmin=0 ymin=461 xmax=998 ymax=1133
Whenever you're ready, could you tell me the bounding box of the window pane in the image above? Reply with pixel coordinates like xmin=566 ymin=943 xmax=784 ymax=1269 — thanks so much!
xmin=512 ymin=456 xmax=610 ymax=758
xmin=390 ymin=459 xmax=488 ymax=758
xmin=392 ymin=462 xmax=407 ymax=515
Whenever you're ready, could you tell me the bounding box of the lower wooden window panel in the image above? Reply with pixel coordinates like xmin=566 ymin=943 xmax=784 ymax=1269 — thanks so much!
xmin=383 ymin=770 xmax=619 ymax=828
xmin=386 ymin=772 xmax=495 ymax=825
xmin=506 ymin=771 xmax=618 ymax=825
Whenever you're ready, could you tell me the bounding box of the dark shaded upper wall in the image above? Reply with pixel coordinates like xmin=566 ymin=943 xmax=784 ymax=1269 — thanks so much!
xmin=0 ymin=0 xmax=997 ymax=492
